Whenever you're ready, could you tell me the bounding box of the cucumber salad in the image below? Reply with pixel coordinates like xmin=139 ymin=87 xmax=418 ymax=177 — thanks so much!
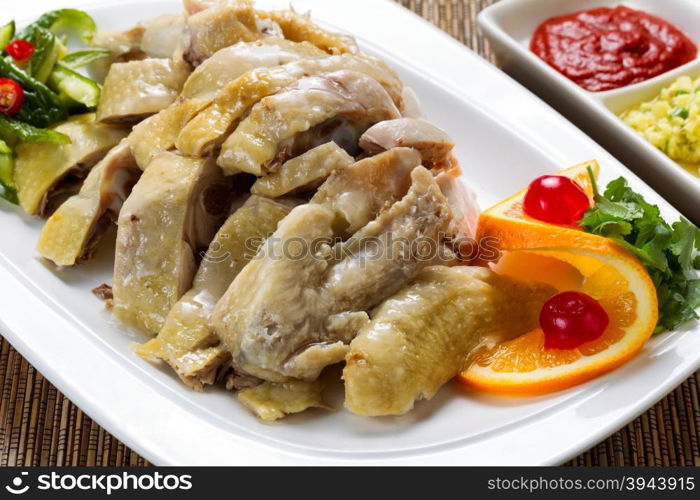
xmin=0 ymin=9 xmax=108 ymax=203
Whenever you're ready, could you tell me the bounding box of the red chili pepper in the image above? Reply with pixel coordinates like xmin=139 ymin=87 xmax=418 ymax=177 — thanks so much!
xmin=0 ymin=78 xmax=25 ymax=114
xmin=5 ymin=40 xmax=35 ymax=62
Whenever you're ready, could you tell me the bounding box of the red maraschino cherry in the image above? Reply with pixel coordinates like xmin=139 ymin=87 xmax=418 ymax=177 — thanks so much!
xmin=540 ymin=291 xmax=610 ymax=350
xmin=523 ymin=175 xmax=590 ymax=226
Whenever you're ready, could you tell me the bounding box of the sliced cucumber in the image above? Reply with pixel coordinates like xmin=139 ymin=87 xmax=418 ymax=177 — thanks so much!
xmin=29 ymin=28 xmax=64 ymax=83
xmin=0 ymin=139 xmax=17 ymax=204
xmin=61 ymin=49 xmax=112 ymax=70
xmin=48 ymin=62 xmax=101 ymax=110
xmin=0 ymin=20 xmax=15 ymax=50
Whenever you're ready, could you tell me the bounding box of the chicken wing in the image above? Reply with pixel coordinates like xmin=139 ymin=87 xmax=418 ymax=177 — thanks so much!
xmin=344 ymin=266 xmax=555 ymax=416
xmin=37 ymin=141 xmax=140 ymax=266
xmin=113 ymin=153 xmax=234 ymax=334
xmin=14 ymin=114 xmax=128 ymax=216
xmin=134 ymin=195 xmax=291 ymax=390
xmin=217 ymin=70 xmax=400 ymax=175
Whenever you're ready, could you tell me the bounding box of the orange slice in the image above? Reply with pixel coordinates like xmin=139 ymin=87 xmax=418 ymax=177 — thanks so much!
xmin=459 ymin=160 xmax=658 ymax=395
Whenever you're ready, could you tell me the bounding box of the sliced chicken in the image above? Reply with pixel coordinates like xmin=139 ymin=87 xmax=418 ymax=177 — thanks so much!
xmin=113 ymin=153 xmax=234 ymax=334
xmin=310 ymin=147 xmax=420 ymax=234
xmin=181 ymin=39 xmax=324 ymax=102
xmin=238 ymin=378 xmax=329 ymax=422
xmin=184 ymin=0 xmax=221 ymax=15
xmin=89 ymin=13 xmax=185 ymax=81
xmin=435 ymin=170 xmax=480 ymax=243
xmin=129 ymin=100 xmax=207 ymax=171
xmin=140 ymin=13 xmax=186 ymax=59
xmin=37 ymin=141 xmax=140 ymax=267
xmin=359 ymin=118 xmax=456 ymax=169
xmin=183 ymin=0 xmax=262 ymax=66
xmin=257 ymin=9 xmax=358 ymax=55
xmin=129 ymin=39 xmax=324 ymax=170
xmin=344 ymin=266 xmax=555 ymax=416
xmin=14 ymin=114 xmax=129 ymax=216
xmin=217 ymin=70 xmax=401 ymax=175
xmin=177 ymin=53 xmax=403 ymax=157
xmin=97 ymin=58 xmax=192 ymax=124
xmin=89 ymin=24 xmax=146 ymax=82
xmin=251 ymin=142 xmax=354 ymax=198
xmin=212 ymin=162 xmax=455 ymax=382
xmin=134 ymin=195 xmax=291 ymax=390
xmin=400 ymin=87 xmax=423 ymax=119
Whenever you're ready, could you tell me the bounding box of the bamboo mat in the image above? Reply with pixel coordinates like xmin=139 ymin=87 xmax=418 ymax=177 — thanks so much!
xmin=0 ymin=0 xmax=698 ymax=467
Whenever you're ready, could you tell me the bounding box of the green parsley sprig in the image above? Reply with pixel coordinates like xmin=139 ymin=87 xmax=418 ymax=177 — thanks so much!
xmin=580 ymin=167 xmax=700 ymax=333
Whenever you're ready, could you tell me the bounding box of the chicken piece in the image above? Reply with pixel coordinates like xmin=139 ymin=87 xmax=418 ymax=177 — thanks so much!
xmin=91 ymin=24 xmax=144 ymax=58
xmin=183 ymin=0 xmax=262 ymax=66
xmin=113 ymin=153 xmax=234 ymax=335
xmin=177 ymin=53 xmax=403 ymax=157
xmin=238 ymin=378 xmax=329 ymax=422
xmin=359 ymin=118 xmax=455 ymax=169
xmin=184 ymin=0 xmax=220 ymax=15
xmin=97 ymin=58 xmax=192 ymax=124
xmin=435 ymin=171 xmax=480 ymax=244
xmin=251 ymin=142 xmax=354 ymax=198
xmin=212 ymin=164 xmax=454 ymax=382
xmin=181 ymin=39 xmax=324 ymax=102
xmin=310 ymin=147 xmax=420 ymax=233
xmin=129 ymin=39 xmax=323 ymax=170
xmin=129 ymin=100 xmax=207 ymax=171
xmin=344 ymin=266 xmax=556 ymax=416
xmin=37 ymin=141 xmax=140 ymax=267
xmin=217 ymin=70 xmax=401 ymax=175
xmin=257 ymin=9 xmax=358 ymax=55
xmin=401 ymin=87 xmax=423 ymax=119
xmin=89 ymin=13 xmax=186 ymax=81
xmin=140 ymin=13 xmax=186 ymax=58
xmin=134 ymin=195 xmax=291 ymax=390
xmin=14 ymin=114 xmax=128 ymax=216
xmin=89 ymin=25 xmax=146 ymax=81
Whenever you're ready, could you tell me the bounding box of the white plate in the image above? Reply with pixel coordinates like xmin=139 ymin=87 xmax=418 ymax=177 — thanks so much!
xmin=478 ymin=0 xmax=700 ymax=224
xmin=2 ymin=0 xmax=699 ymax=466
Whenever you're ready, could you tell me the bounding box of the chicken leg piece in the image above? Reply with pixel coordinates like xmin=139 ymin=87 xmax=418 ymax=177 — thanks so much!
xmin=113 ymin=153 xmax=234 ymax=334
xmin=343 ymin=266 xmax=556 ymax=416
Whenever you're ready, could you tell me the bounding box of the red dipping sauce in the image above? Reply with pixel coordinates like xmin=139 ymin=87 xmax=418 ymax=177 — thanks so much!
xmin=530 ymin=6 xmax=697 ymax=92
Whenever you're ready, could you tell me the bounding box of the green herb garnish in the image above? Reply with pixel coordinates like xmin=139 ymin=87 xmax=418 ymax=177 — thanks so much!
xmin=671 ymin=108 xmax=689 ymax=120
xmin=580 ymin=168 xmax=700 ymax=333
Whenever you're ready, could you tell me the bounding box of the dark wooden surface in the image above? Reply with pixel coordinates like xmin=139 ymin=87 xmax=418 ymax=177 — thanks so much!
xmin=0 ymin=0 xmax=698 ymax=466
